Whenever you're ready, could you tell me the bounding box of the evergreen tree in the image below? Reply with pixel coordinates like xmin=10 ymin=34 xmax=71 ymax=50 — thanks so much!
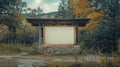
xmin=57 ymin=0 xmax=74 ymax=18
xmin=0 ymin=0 xmax=27 ymax=43
xmin=0 ymin=0 xmax=26 ymax=15
xmin=77 ymin=0 xmax=120 ymax=53
xmin=90 ymin=0 xmax=120 ymax=53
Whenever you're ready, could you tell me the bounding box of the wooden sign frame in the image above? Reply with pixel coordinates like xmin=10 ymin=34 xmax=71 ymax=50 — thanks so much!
xmin=42 ymin=25 xmax=76 ymax=47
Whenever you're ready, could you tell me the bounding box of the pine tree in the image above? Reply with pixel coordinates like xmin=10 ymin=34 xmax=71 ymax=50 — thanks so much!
xmin=72 ymin=0 xmax=120 ymax=53
xmin=57 ymin=0 xmax=74 ymax=18
xmin=88 ymin=0 xmax=120 ymax=53
xmin=70 ymin=0 xmax=104 ymax=31
xmin=0 ymin=0 xmax=26 ymax=43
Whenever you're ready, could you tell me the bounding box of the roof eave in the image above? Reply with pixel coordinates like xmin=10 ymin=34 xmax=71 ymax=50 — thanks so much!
xmin=26 ymin=18 xmax=90 ymax=26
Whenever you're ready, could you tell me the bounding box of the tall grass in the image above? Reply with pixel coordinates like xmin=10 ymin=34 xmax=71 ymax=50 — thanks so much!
xmin=0 ymin=44 xmax=35 ymax=54
xmin=0 ymin=60 xmax=20 ymax=67
xmin=46 ymin=54 xmax=120 ymax=67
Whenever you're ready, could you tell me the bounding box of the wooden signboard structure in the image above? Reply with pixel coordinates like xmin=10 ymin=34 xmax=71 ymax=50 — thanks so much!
xmin=27 ymin=18 xmax=90 ymax=47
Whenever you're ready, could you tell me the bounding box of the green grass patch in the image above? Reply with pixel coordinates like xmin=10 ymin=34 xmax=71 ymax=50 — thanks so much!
xmin=0 ymin=44 xmax=37 ymax=55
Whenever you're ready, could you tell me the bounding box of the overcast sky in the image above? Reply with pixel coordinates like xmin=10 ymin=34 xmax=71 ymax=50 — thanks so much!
xmin=22 ymin=0 xmax=61 ymax=13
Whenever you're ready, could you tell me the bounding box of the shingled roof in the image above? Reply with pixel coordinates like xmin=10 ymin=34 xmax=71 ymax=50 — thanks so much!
xmin=26 ymin=18 xmax=90 ymax=26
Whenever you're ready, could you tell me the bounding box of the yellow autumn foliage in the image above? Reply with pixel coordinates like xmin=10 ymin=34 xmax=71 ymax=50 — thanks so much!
xmin=70 ymin=0 xmax=104 ymax=31
xmin=79 ymin=21 xmax=99 ymax=31
xmin=0 ymin=24 xmax=8 ymax=40
xmin=70 ymin=0 xmax=93 ymax=18
xmin=16 ymin=20 xmax=36 ymax=35
xmin=88 ymin=12 xmax=104 ymax=20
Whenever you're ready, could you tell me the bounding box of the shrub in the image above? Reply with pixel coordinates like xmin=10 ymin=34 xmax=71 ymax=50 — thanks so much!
xmin=79 ymin=22 xmax=120 ymax=53
xmin=0 ymin=23 xmax=39 ymax=44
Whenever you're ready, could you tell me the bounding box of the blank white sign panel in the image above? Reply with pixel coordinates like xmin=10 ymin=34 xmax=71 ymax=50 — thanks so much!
xmin=44 ymin=26 xmax=75 ymax=44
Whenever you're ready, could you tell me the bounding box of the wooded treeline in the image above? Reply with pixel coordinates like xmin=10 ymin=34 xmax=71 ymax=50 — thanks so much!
xmin=0 ymin=0 xmax=120 ymax=53
xmin=0 ymin=0 xmax=42 ymax=44
xmin=70 ymin=0 xmax=120 ymax=53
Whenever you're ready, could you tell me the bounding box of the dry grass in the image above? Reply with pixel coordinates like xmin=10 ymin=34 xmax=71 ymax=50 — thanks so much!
xmin=0 ymin=55 xmax=119 ymax=67
xmin=0 ymin=60 xmax=20 ymax=67
xmin=0 ymin=44 xmax=120 ymax=67
xmin=47 ymin=55 xmax=120 ymax=67
xmin=47 ymin=60 xmax=120 ymax=67
xmin=118 ymin=44 xmax=120 ymax=53
xmin=0 ymin=44 xmax=33 ymax=55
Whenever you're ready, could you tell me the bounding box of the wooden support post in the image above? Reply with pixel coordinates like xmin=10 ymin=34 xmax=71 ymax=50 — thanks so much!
xmin=39 ymin=23 xmax=42 ymax=46
xmin=76 ymin=23 xmax=80 ymax=44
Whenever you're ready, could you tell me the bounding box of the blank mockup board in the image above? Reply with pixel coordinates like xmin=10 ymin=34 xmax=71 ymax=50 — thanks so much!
xmin=44 ymin=26 xmax=75 ymax=45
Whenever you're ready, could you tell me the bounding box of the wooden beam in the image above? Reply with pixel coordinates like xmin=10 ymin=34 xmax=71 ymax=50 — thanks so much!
xmin=43 ymin=25 xmax=45 ymax=44
xmin=74 ymin=26 xmax=77 ymax=45
xmin=76 ymin=23 xmax=79 ymax=44
xmin=43 ymin=44 xmax=74 ymax=47
xmin=27 ymin=18 xmax=90 ymax=26
xmin=38 ymin=23 xmax=42 ymax=45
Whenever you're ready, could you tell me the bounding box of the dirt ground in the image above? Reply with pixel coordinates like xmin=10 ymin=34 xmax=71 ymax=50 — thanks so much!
xmin=0 ymin=54 xmax=119 ymax=67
